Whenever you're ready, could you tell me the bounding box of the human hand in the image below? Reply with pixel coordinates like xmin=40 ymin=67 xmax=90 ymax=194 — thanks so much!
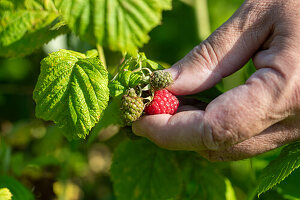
xmin=132 ymin=0 xmax=300 ymax=161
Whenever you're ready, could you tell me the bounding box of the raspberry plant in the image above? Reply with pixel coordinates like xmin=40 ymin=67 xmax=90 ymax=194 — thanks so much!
xmin=0 ymin=0 xmax=299 ymax=199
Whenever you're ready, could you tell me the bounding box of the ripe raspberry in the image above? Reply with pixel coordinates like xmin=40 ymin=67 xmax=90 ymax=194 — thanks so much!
xmin=150 ymin=70 xmax=173 ymax=91
xmin=145 ymin=89 xmax=179 ymax=115
xmin=121 ymin=89 xmax=144 ymax=125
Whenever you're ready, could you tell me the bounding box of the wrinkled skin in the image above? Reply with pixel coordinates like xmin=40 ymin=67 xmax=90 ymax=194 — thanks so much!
xmin=133 ymin=0 xmax=300 ymax=161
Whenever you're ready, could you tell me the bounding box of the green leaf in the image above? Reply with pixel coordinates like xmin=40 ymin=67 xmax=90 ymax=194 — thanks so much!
xmin=55 ymin=0 xmax=172 ymax=53
xmin=258 ymin=190 xmax=291 ymax=200
xmin=111 ymin=139 xmax=182 ymax=200
xmin=118 ymin=71 xmax=142 ymax=88
xmin=128 ymin=73 xmax=142 ymax=87
xmin=119 ymin=53 xmax=144 ymax=71
xmin=87 ymin=97 xmax=122 ymax=144
xmin=109 ymin=80 xmax=126 ymax=97
xmin=85 ymin=49 xmax=99 ymax=58
xmin=109 ymin=52 xmax=164 ymax=98
xmin=277 ymin=168 xmax=300 ymax=199
xmin=243 ymin=60 xmax=256 ymax=80
xmin=0 ymin=1 xmax=14 ymax=11
xmin=145 ymin=59 xmax=165 ymax=71
xmin=0 ymin=176 xmax=34 ymax=200
xmin=0 ymin=188 xmax=12 ymax=200
xmin=33 ymin=49 xmax=109 ymax=140
xmin=119 ymin=71 xmax=135 ymax=87
xmin=0 ymin=0 xmax=68 ymax=57
xmin=109 ymin=71 xmax=142 ymax=98
xmin=119 ymin=52 xmax=163 ymax=71
xmin=224 ymin=179 xmax=236 ymax=200
xmin=257 ymin=142 xmax=300 ymax=196
xmin=178 ymin=154 xmax=236 ymax=200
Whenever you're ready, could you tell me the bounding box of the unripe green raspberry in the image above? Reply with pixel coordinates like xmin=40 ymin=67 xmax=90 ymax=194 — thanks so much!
xmin=121 ymin=89 xmax=144 ymax=126
xmin=150 ymin=70 xmax=173 ymax=90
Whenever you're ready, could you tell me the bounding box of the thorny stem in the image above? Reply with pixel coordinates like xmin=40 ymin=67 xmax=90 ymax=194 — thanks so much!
xmin=97 ymin=44 xmax=106 ymax=68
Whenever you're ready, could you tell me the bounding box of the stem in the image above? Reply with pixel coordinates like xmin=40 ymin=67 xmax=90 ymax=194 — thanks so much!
xmin=110 ymin=73 xmax=119 ymax=82
xmin=137 ymin=85 xmax=143 ymax=97
xmin=141 ymin=67 xmax=153 ymax=75
xmin=97 ymin=44 xmax=107 ymax=68
xmin=181 ymin=0 xmax=194 ymax=7
xmin=195 ymin=0 xmax=211 ymax=41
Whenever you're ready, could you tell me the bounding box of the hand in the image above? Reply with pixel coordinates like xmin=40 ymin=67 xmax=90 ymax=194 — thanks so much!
xmin=132 ymin=0 xmax=300 ymax=161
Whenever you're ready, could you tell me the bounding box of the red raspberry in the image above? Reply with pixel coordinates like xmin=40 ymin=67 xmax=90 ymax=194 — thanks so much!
xmin=145 ymin=89 xmax=179 ymax=115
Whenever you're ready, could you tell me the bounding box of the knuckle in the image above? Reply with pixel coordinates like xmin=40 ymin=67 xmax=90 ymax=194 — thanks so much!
xmin=188 ymin=40 xmax=219 ymax=73
xmin=213 ymin=128 xmax=237 ymax=150
xmin=228 ymin=0 xmax=274 ymax=42
xmin=251 ymin=50 xmax=300 ymax=115
xmin=203 ymin=107 xmax=240 ymax=150
xmin=241 ymin=0 xmax=273 ymax=29
xmin=252 ymin=50 xmax=277 ymax=69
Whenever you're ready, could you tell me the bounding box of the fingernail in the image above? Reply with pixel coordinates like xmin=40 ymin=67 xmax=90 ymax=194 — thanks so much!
xmin=202 ymin=123 xmax=219 ymax=150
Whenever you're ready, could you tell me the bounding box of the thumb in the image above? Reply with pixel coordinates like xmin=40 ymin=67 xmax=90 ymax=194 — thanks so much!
xmin=165 ymin=1 xmax=272 ymax=95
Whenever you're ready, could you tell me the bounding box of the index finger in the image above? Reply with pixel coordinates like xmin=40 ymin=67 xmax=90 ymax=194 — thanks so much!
xmin=132 ymin=110 xmax=210 ymax=151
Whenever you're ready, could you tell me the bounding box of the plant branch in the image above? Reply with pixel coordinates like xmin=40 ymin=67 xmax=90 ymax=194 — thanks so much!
xmin=97 ymin=44 xmax=107 ymax=69
xmin=195 ymin=0 xmax=211 ymax=41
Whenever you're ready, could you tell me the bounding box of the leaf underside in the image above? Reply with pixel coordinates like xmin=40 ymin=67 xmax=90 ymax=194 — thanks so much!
xmin=0 ymin=0 xmax=68 ymax=57
xmin=55 ymin=0 xmax=172 ymax=53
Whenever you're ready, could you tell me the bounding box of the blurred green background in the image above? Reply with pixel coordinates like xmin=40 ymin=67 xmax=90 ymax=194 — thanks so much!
xmin=0 ymin=0 xmax=298 ymax=200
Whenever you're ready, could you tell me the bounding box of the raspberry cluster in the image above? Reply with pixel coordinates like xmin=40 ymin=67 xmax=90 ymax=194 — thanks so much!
xmin=120 ymin=70 xmax=179 ymax=125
